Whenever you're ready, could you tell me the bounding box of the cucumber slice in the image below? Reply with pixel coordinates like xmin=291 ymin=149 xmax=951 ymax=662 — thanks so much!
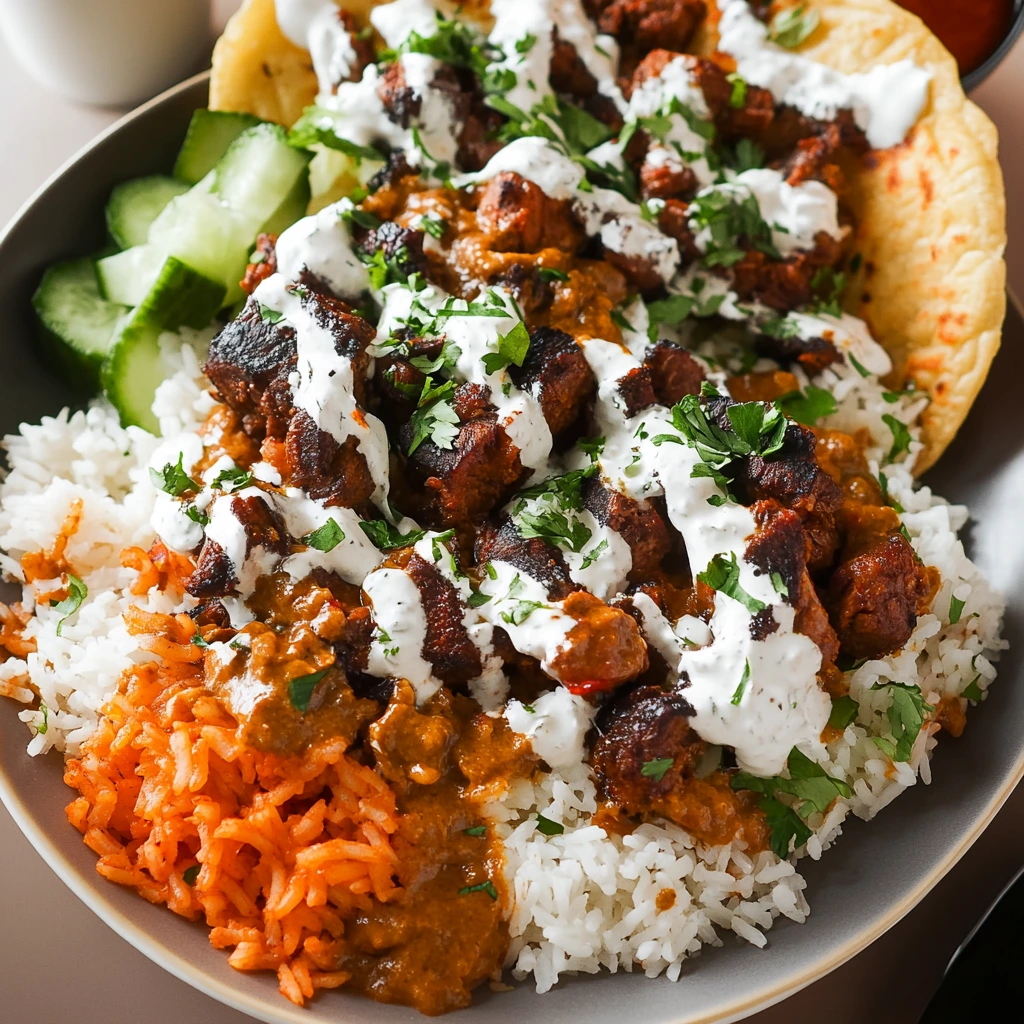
xmin=173 ymin=109 xmax=262 ymax=185
xmin=214 ymin=123 xmax=311 ymax=233
xmin=105 ymin=175 xmax=189 ymax=250
xmin=32 ymin=259 xmax=127 ymax=390
xmin=102 ymin=256 xmax=225 ymax=432
xmin=260 ymin=173 xmax=312 ymax=236
xmin=96 ymin=244 xmax=166 ymax=306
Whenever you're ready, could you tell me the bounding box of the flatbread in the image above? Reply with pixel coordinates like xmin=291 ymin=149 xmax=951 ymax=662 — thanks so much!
xmin=209 ymin=0 xmax=1006 ymax=473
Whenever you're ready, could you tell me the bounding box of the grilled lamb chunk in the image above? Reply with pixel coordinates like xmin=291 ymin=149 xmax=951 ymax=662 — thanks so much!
xmin=655 ymin=199 xmax=701 ymax=264
xmin=284 ymin=412 xmax=378 ymax=509
xmin=377 ymin=59 xmax=471 ymax=130
xmin=205 ymin=297 xmax=297 ymax=440
xmin=581 ymin=477 xmax=672 ymax=576
xmin=402 ymin=415 xmax=526 ymax=527
xmin=399 ymin=550 xmax=483 ymax=687
xmin=507 ymin=327 xmax=595 ymax=439
xmin=593 ymin=1 xmax=706 ymax=78
xmin=732 ymin=420 xmax=843 ymax=573
xmin=730 ymin=232 xmax=845 ymax=311
xmin=754 ymin=329 xmax=843 ymax=375
xmin=551 ymin=590 xmax=649 ymax=687
xmin=826 ymin=518 xmax=938 ymax=660
xmin=474 ymin=171 xmax=584 ymax=253
xmin=475 ymin=516 xmax=577 ymax=602
xmin=356 ymin=219 xmax=428 ymax=278
xmin=639 ymin=155 xmax=698 ymax=201
xmin=643 ymin=340 xmax=705 ymax=405
xmin=186 ymin=495 xmax=290 ymax=598
xmin=616 ymin=365 xmax=657 ymax=416
xmin=746 ymin=499 xmax=839 ymax=662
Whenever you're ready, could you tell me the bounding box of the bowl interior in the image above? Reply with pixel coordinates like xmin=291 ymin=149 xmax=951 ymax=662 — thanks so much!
xmin=0 ymin=74 xmax=1022 ymax=1024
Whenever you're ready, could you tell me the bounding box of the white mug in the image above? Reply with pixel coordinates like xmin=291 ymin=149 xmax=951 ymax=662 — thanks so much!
xmin=0 ymin=0 xmax=212 ymax=107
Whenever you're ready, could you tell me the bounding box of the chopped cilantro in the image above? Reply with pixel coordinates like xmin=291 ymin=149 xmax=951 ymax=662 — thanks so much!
xmin=809 ymin=267 xmax=846 ymax=317
xmin=302 ymin=519 xmax=345 ymax=552
xmin=481 ymin=320 xmax=531 ymax=375
xmin=35 ymin=702 xmax=48 ymax=736
xmin=459 ymin=879 xmax=499 ymax=900
xmin=870 ymin=681 xmax=933 ymax=762
xmin=770 ymin=572 xmax=789 ymax=597
xmin=340 ymin=206 xmax=383 ymax=231
xmin=698 ymin=552 xmax=765 ymax=615
xmin=257 ymin=302 xmax=285 ymax=324
xmin=640 ymin=757 xmax=674 ymax=782
xmin=962 ymin=675 xmax=984 ymax=702
xmin=535 ymin=814 xmax=564 ymax=836
xmin=359 ymin=520 xmax=427 ymax=550
xmin=420 ymin=213 xmax=446 ymax=239
xmin=464 ymin=825 xmax=487 ymax=836
xmin=733 ymin=137 xmax=764 ymax=172
xmin=758 ymin=796 xmax=813 ymax=858
xmin=726 ymin=72 xmax=747 ymax=108
xmin=578 ymin=435 xmax=606 ymax=460
xmin=847 ymin=353 xmax=871 ymax=378
xmin=288 ymin=111 xmax=385 ymax=164
xmin=50 ymin=573 xmax=87 ymax=636
xmin=191 ymin=632 xmax=210 ymax=649
xmin=828 ymin=695 xmax=860 ymax=731
xmin=579 ymin=538 xmax=609 ymax=570
xmin=211 ymin=466 xmax=253 ymax=491
xmin=688 ymin=187 xmax=780 ymax=268
xmin=777 ymin=384 xmax=838 ymax=426
xmin=949 ymin=593 xmax=966 ymax=624
xmin=768 ymin=4 xmax=820 ymax=48
xmin=511 ymin=467 xmax=597 ymax=553
xmin=759 ymin=315 xmax=800 ymax=340
xmin=538 ymin=267 xmax=569 ymax=282
xmin=288 ymin=667 xmax=330 ymax=713
xmin=731 ymin=659 xmax=752 ymax=706
xmin=881 ymin=413 xmax=912 ymax=462
xmin=515 ymin=33 xmax=537 ymax=53
xmin=407 ymin=378 xmax=460 ymax=454
xmin=150 ymin=453 xmax=200 ymax=497
xmin=467 ymin=590 xmax=492 ymax=608
xmin=184 ymin=504 xmax=210 ymax=527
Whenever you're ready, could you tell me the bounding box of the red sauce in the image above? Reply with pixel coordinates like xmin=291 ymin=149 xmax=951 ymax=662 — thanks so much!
xmin=897 ymin=0 xmax=1014 ymax=74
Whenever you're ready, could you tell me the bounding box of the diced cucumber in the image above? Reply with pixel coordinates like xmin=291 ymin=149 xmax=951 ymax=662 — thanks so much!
xmin=32 ymin=259 xmax=128 ymax=390
xmin=105 ymin=175 xmax=189 ymax=250
xmin=173 ymin=109 xmax=262 ymax=185
xmin=96 ymin=244 xmax=166 ymax=306
xmin=214 ymin=123 xmax=311 ymax=233
xmin=102 ymin=257 xmax=225 ymax=432
xmin=261 ymin=173 xmax=312 ymax=236
xmin=147 ymin=189 xmax=253 ymax=303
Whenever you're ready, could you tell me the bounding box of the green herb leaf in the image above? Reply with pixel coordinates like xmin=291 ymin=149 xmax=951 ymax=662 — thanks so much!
xmin=769 ymin=572 xmax=789 ymax=598
xmin=539 ymin=267 xmax=569 ymax=282
xmin=768 ymin=4 xmax=820 ymax=48
xmin=949 ymin=593 xmax=966 ymax=625
xmin=150 ymin=453 xmax=201 ymax=497
xmin=459 ymin=879 xmax=499 ymax=900
xmin=481 ymin=320 xmax=531 ymax=375
xmin=35 ymin=702 xmax=48 ymax=736
xmin=688 ymin=187 xmax=780 ymax=267
xmin=50 ymin=573 xmax=87 ymax=636
xmin=183 ymin=865 xmax=201 ymax=885
xmin=464 ymin=825 xmax=487 ymax=836
xmin=777 ymin=384 xmax=838 ymax=427
xmin=535 ymin=814 xmax=564 ymax=836
xmin=359 ymin=519 xmax=427 ymax=550
xmin=288 ymin=112 xmax=385 ymax=164
xmin=467 ymin=590 xmax=491 ymax=608
xmin=641 ymin=757 xmax=674 ymax=782
xmin=184 ymin=504 xmax=210 ymax=527
xmin=258 ymin=302 xmax=285 ymax=324
xmin=578 ymin=435 xmax=606 ymax=460
xmin=828 ymin=695 xmax=860 ymax=731
xmin=848 ymin=353 xmax=871 ymax=377
xmin=759 ymin=796 xmax=813 ymax=858
xmin=870 ymin=681 xmax=933 ymax=762
xmin=408 ymin=377 xmax=460 ymax=454
xmin=212 ymin=466 xmax=253 ymax=491
xmin=579 ymin=538 xmax=609 ymax=570
xmin=731 ymin=659 xmax=752 ymax=705
xmin=734 ymin=137 xmax=764 ymax=172
xmin=882 ymin=413 xmax=912 ymax=462
xmin=500 ymin=600 xmax=544 ymax=626
xmin=962 ymin=675 xmax=984 ymax=702
xmin=698 ymin=552 xmax=766 ymax=615
xmin=726 ymin=72 xmax=747 ymax=108
xmin=289 ymin=667 xmax=331 ymax=713
xmin=303 ymin=519 xmax=345 ymax=552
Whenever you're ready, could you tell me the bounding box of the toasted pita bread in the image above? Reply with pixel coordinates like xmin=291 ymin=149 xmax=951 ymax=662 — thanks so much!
xmin=209 ymin=0 xmax=1006 ymax=473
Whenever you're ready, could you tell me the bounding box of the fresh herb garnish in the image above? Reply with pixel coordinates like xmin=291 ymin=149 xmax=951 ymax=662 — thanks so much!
xmin=828 ymin=695 xmax=860 ymax=731
xmin=768 ymin=4 xmax=820 ymax=48
xmin=698 ymin=552 xmax=766 ymax=615
xmin=50 ymin=573 xmax=87 ymax=636
xmin=420 ymin=212 xmax=446 ymax=239
xmin=288 ymin=110 xmax=385 ymax=165
xmin=481 ymin=321 xmax=531 ymax=375
xmin=870 ymin=681 xmax=933 ymax=762
xmin=770 ymin=572 xmax=789 ymax=597
xmin=184 ymin=504 xmax=210 ymax=527
xmin=688 ymin=187 xmax=780 ymax=267
xmin=407 ymin=377 xmax=460 ymax=454
xmin=459 ymin=879 xmax=499 ymax=900
xmin=579 ymin=538 xmax=609 ymax=570
xmin=258 ymin=302 xmax=286 ymax=324
xmin=150 ymin=453 xmax=201 ymax=497
xmin=733 ymin=137 xmax=764 ymax=172
xmin=949 ymin=593 xmax=966 ymax=624
xmin=578 ymin=435 xmax=606 ymax=460
xmin=539 ymin=267 xmax=569 ymax=282
xmin=289 ymin=667 xmax=331 ymax=713
xmin=464 ymin=825 xmax=487 ymax=836
xmin=848 ymin=353 xmax=871 ymax=377
xmin=809 ymin=267 xmax=846 ymax=317
xmin=777 ymin=384 xmax=838 ymax=426
xmin=511 ymin=467 xmax=597 ymax=553
xmin=882 ymin=413 xmax=912 ymax=463
xmin=535 ymin=814 xmax=564 ymax=836
xmin=302 ymin=519 xmax=345 ymax=552
xmin=726 ymin=72 xmax=747 ymax=108
xmin=731 ymin=659 xmax=752 ymax=705
xmin=35 ymin=702 xmax=48 ymax=736
xmin=359 ymin=520 xmax=427 ymax=550
xmin=641 ymin=757 xmax=674 ymax=782
xmin=211 ymin=466 xmax=253 ymax=491
xmin=962 ymin=675 xmax=984 ymax=702
xmin=467 ymin=589 xmax=492 ymax=608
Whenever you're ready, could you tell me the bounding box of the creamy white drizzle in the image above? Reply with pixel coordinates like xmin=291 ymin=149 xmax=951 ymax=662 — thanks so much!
xmin=369 ymin=0 xmax=443 ymax=49
xmin=254 ymin=273 xmax=392 ymax=511
xmin=204 ymin=487 xmax=283 ymax=594
xmin=274 ymin=200 xmax=370 ymax=298
xmin=505 ymin=686 xmax=597 ymax=768
xmin=717 ymin=0 xmax=931 ymax=150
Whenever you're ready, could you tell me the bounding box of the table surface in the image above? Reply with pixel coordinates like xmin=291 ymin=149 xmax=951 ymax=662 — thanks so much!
xmin=2 ymin=8 xmax=1023 ymax=1023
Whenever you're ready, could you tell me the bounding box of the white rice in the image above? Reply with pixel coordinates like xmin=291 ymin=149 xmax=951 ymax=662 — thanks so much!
xmin=0 ymin=329 xmax=1005 ymax=990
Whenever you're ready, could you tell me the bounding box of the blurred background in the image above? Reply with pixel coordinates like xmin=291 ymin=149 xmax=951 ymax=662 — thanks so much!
xmin=0 ymin=2 xmax=1021 ymax=1022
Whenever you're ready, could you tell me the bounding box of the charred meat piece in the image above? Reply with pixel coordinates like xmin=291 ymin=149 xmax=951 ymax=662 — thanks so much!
xmin=590 ymin=684 xmax=769 ymax=846
xmin=644 ymin=340 xmax=705 ymax=405
xmin=733 ymin=420 xmax=843 ymax=572
xmin=582 ymin=476 xmax=672 ymax=575
xmin=507 ymin=327 xmax=595 ymax=439
xmin=403 ymin=551 xmax=483 ymax=687
xmin=616 ymin=365 xmax=657 ymax=416
xmin=596 ymin=1 xmax=706 ymax=78
xmin=640 ymin=153 xmax=698 ymax=201
xmin=456 ymin=91 xmax=506 ymax=171
xmin=474 ymin=171 xmax=584 ymax=253
xmin=550 ymin=33 xmax=626 ymax=132
xmin=475 ymin=516 xmax=577 ymax=602
xmin=488 ymin=263 xmax=555 ymax=318
xmin=746 ymin=499 xmax=839 ymax=662
xmin=655 ymin=199 xmax=701 ymax=265
xmin=403 ymin=416 xmax=526 ymax=527
xmin=754 ymin=330 xmax=842 ymax=375
xmin=730 ymin=232 xmax=845 ymax=313
xmin=550 ymin=590 xmax=649 ymax=687
xmin=205 ymin=297 xmax=297 ymax=441
xmin=240 ymin=233 xmax=277 ymax=295
xmin=186 ymin=495 xmax=290 ymax=598
xmin=826 ymin=523 xmax=938 ymax=660
xmin=377 ymin=60 xmax=471 ymax=131
xmin=356 ymin=219 xmax=428 ymax=279
xmin=601 ymin=246 xmax=670 ymax=296
xmin=284 ymin=412 xmax=378 ymax=509
xmin=778 ymin=122 xmax=846 ymax=191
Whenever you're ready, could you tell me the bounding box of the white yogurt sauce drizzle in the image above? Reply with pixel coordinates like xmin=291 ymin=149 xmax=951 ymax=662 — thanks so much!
xmin=717 ymin=0 xmax=931 ymax=150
